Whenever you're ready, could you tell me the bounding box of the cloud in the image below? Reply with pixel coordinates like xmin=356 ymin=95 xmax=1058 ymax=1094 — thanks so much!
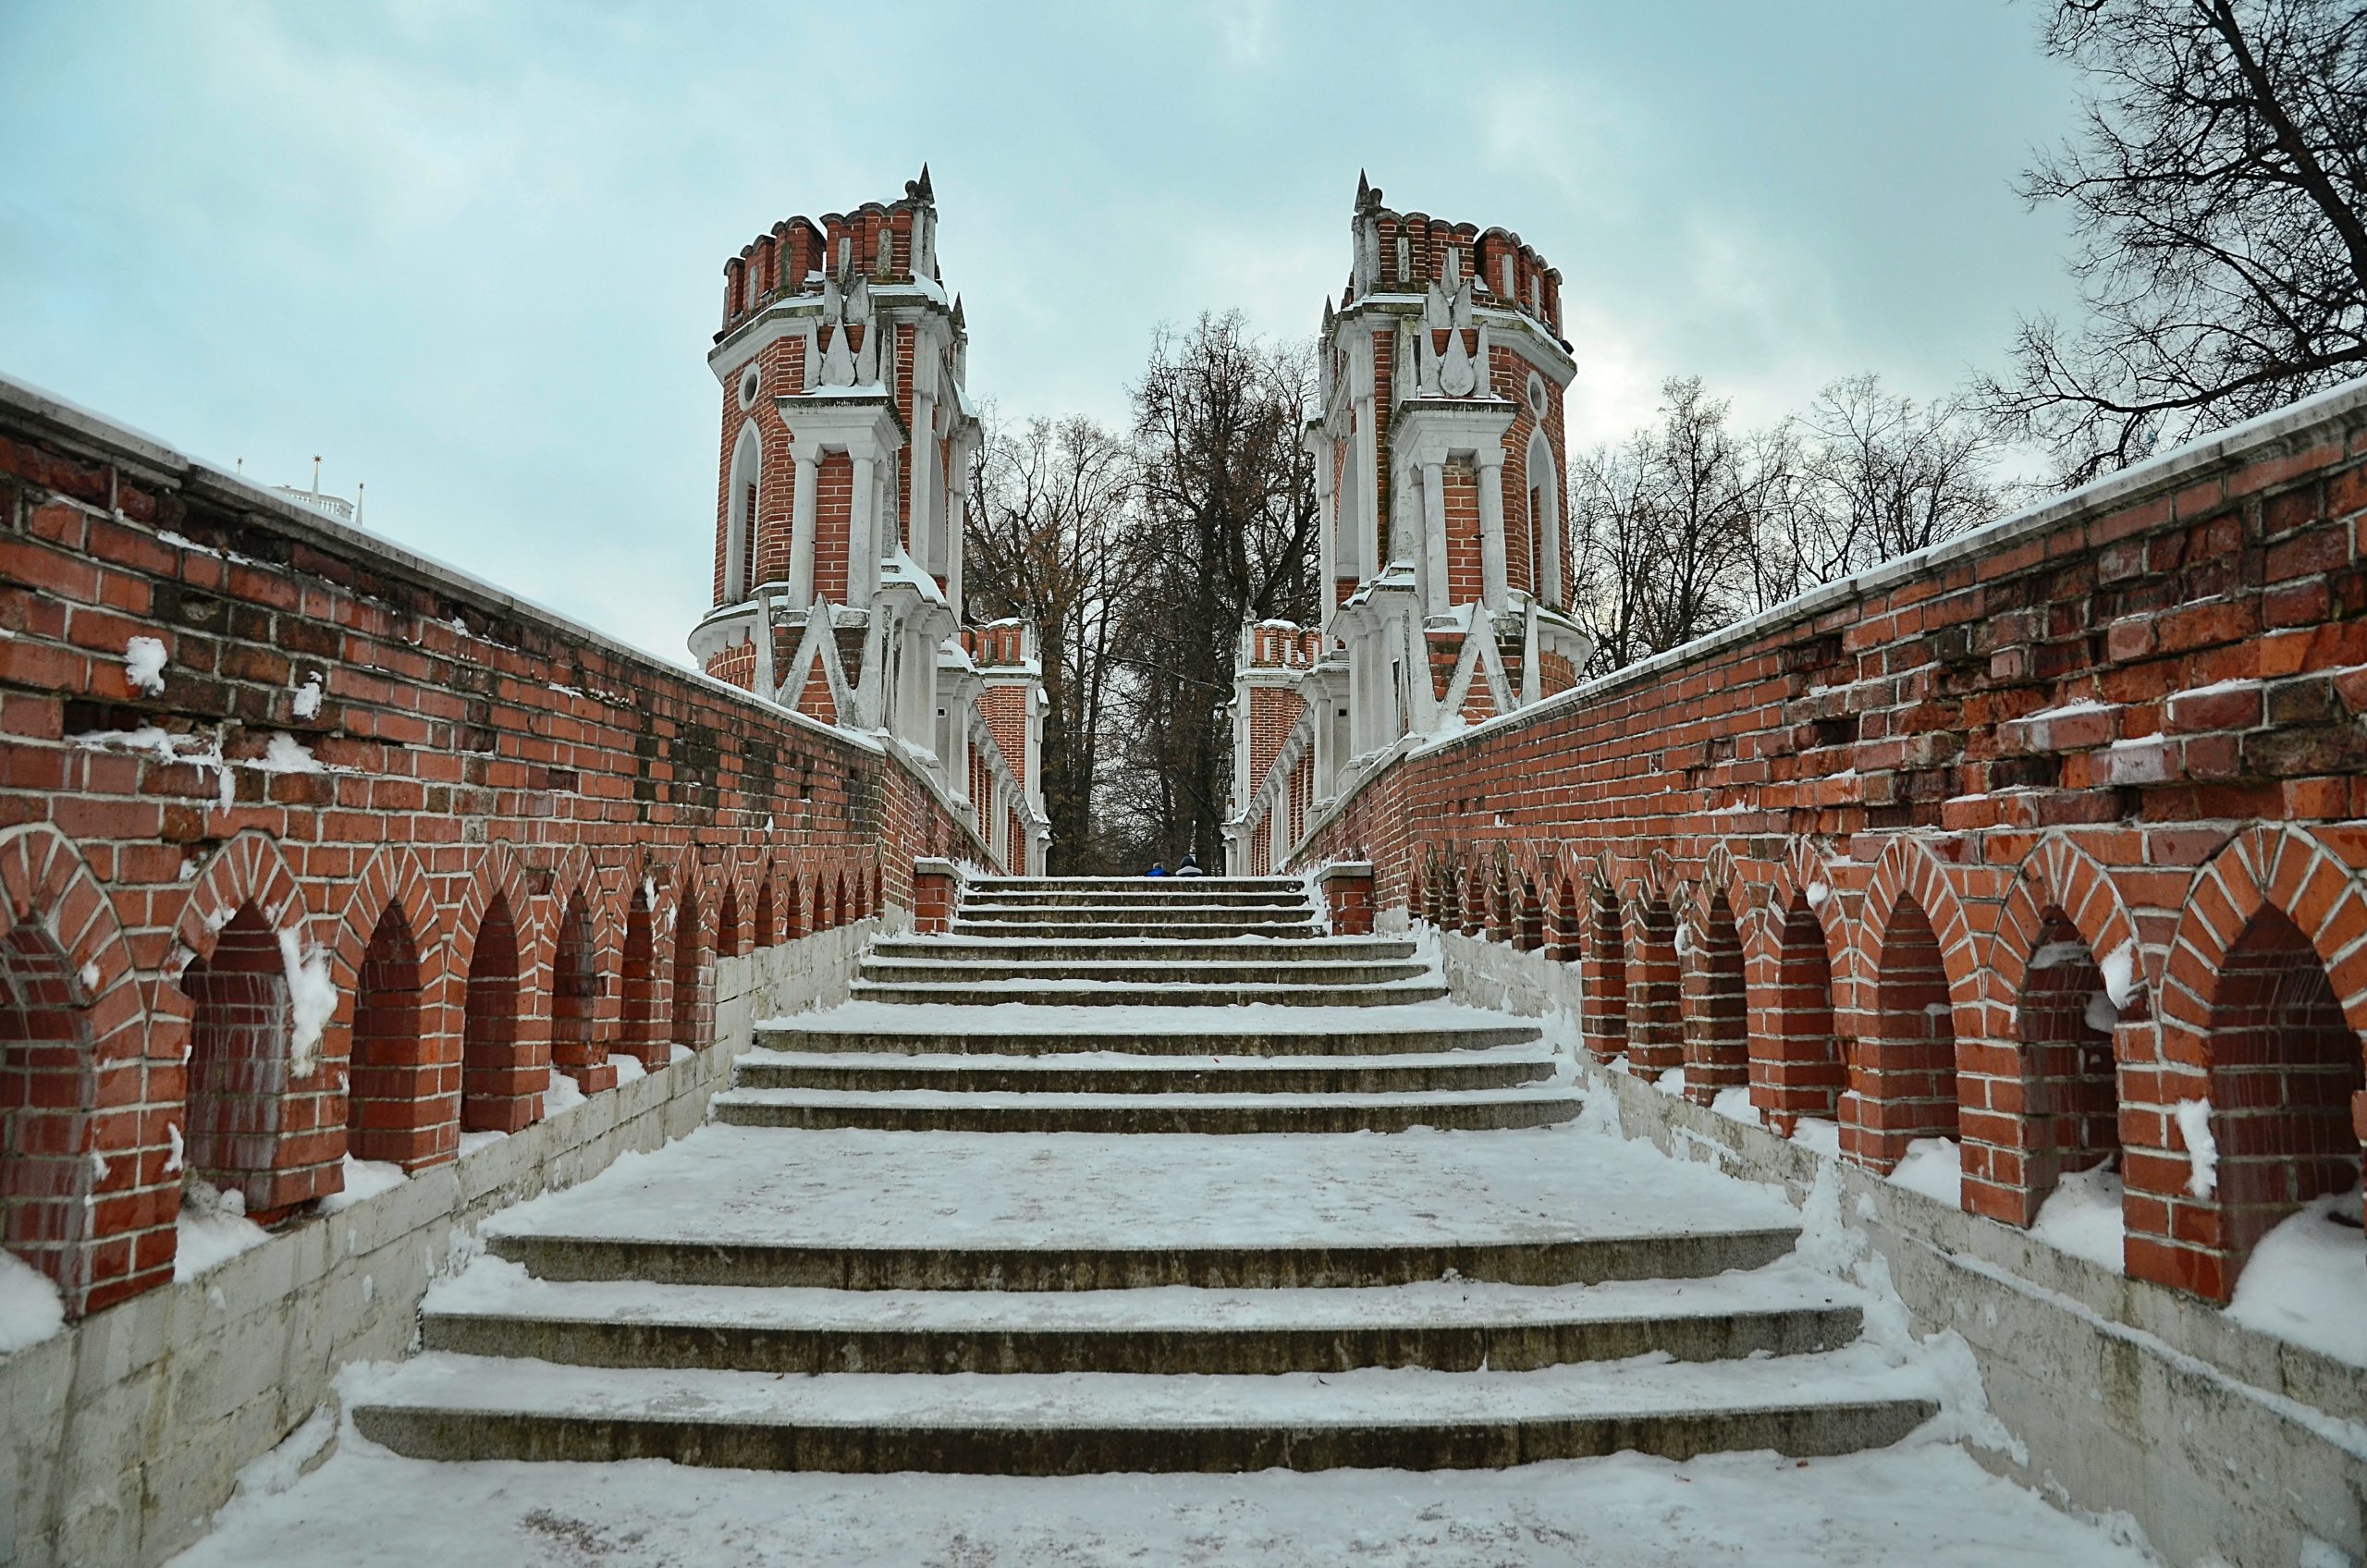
xmin=1210 ymin=0 xmax=1280 ymax=67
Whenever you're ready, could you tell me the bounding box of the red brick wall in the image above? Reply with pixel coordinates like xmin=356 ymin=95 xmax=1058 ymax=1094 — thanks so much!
xmin=0 ymin=387 xmax=987 ymax=1317
xmin=1441 ymin=459 xmax=1482 ymax=606
xmin=812 ymin=450 xmax=852 ymax=605
xmin=1288 ymin=386 xmax=2367 ymax=1306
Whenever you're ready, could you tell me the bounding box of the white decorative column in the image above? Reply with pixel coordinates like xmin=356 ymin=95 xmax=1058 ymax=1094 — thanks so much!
xmin=1420 ymin=461 xmax=1449 ymax=617
xmin=850 ymin=454 xmax=877 ymax=604
xmin=909 ymin=390 xmax=936 ymax=565
xmin=753 ymin=586 xmax=777 ymax=699
xmin=1478 ymin=452 xmax=1508 ymax=611
xmin=789 ymin=449 xmax=819 ymax=606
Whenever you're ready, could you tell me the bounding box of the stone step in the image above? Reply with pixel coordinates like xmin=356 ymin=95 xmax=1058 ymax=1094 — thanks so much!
xmin=419 ymin=1269 xmax=1866 ymax=1376
xmin=730 ymin=1047 xmax=1558 ymax=1096
xmin=954 ymin=904 xmax=1315 ymax=925
xmin=948 ymin=920 xmax=1322 ymax=940
xmin=710 ymin=1084 xmax=1585 ymax=1134
xmin=349 ymin=1350 xmax=1940 ymax=1475
xmin=959 ymin=888 xmax=1317 ymax=907
xmin=866 ymin=937 xmax=1419 ymax=963
xmin=854 ymin=958 xmax=1431 ymax=987
xmin=844 ymin=979 xmax=1452 ymax=1008
xmin=965 ymin=877 xmax=1301 ymax=895
xmin=484 ymin=1224 xmax=1802 ymax=1292
xmin=749 ymin=1022 xmax=1545 ymax=1057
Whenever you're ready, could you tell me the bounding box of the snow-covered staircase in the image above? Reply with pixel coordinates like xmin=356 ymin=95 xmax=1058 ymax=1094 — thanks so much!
xmin=347 ymin=875 xmax=1943 ymax=1477
xmin=712 ymin=874 xmax=1582 ymax=1133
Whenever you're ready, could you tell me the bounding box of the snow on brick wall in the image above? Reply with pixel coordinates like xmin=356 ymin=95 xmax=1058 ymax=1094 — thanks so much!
xmin=1289 ymin=380 xmax=2367 ymax=1308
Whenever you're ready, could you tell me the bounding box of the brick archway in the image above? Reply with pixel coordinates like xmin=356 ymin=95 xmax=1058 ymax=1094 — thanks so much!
xmin=1676 ymin=844 xmax=1753 ymax=1106
xmin=2141 ymin=827 xmax=2367 ymax=1302
xmin=1846 ymin=837 xmax=1981 ymax=1176
xmin=0 ymin=825 xmax=150 ymax=1315
xmin=170 ymin=831 xmax=337 ymax=1223
xmin=1741 ymin=839 xmax=1850 ymax=1132
xmin=1974 ymin=837 xmax=2146 ymax=1230
xmin=452 ymin=843 xmax=542 ymax=1133
xmin=328 ymin=847 xmax=454 ymax=1171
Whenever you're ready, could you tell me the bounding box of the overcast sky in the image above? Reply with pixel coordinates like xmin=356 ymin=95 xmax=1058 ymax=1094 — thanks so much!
xmin=0 ymin=1 xmax=2084 ymax=665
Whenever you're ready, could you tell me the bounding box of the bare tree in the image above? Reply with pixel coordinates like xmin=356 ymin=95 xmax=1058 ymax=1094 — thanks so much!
xmin=1569 ymin=378 xmax=1762 ymax=673
xmin=1108 ymin=312 xmax=1318 ymax=867
xmin=1575 ymin=374 xmax=2011 ymax=673
xmin=1768 ymin=375 xmax=2008 ymax=600
xmin=1980 ymin=0 xmax=2367 ymax=483
xmin=964 ymin=410 xmax=1134 ymax=872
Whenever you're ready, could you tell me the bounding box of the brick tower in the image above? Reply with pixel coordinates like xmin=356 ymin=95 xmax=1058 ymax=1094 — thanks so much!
xmin=1230 ymin=175 xmax=1593 ymax=862
xmin=690 ymin=168 xmax=1047 ymax=868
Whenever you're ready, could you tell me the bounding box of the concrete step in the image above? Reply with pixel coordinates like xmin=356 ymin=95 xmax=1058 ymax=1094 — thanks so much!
xmin=349 ymin=1350 xmax=1940 ymax=1475
xmin=960 ymin=889 xmax=1317 ymax=908
xmin=749 ymin=1021 xmax=1545 ymax=1057
xmin=711 ymin=1084 xmax=1584 ymax=1134
xmin=866 ymin=937 xmax=1419 ymax=963
xmin=949 ymin=920 xmax=1322 ymax=940
xmin=484 ymin=1223 xmax=1802 ymax=1292
xmin=854 ymin=958 xmax=1431 ymax=987
xmin=844 ymin=979 xmax=1452 ymax=1009
xmin=954 ymin=905 xmax=1315 ymax=925
xmin=968 ymin=876 xmax=1301 ymax=892
xmin=419 ymin=1270 xmax=1866 ymax=1376
xmin=730 ymin=1047 xmax=1558 ymax=1096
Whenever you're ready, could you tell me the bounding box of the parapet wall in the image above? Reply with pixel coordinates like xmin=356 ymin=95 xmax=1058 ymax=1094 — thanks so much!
xmin=0 ymin=374 xmax=991 ymax=1325
xmin=1288 ymin=377 xmax=2367 ymax=1308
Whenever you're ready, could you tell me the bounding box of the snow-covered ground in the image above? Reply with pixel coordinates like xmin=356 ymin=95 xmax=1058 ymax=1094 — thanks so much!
xmin=168 ymin=1435 xmax=2164 ymax=1568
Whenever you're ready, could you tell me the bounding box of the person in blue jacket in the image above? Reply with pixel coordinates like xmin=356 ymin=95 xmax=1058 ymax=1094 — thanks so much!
xmin=1147 ymin=863 xmax=1168 ymax=877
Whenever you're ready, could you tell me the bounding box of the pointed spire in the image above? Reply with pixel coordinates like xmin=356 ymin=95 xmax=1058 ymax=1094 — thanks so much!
xmin=950 ymin=293 xmax=966 ymax=329
xmin=907 ymin=163 xmax=935 ymax=205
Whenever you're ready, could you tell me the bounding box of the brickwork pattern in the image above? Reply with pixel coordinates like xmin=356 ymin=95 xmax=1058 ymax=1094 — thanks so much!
xmin=1287 ymin=388 xmax=2367 ymax=1305
xmin=0 ymin=394 xmax=988 ymax=1317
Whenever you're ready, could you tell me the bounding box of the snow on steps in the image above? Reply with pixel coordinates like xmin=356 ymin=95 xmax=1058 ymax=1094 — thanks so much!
xmin=729 ymin=1043 xmax=1559 ymax=1095
xmin=847 ymin=979 xmax=1455 ymax=1009
xmin=710 ymin=1084 xmax=1586 ymax=1134
xmin=340 ymin=878 xmax=1943 ymax=1480
xmin=348 ymin=1346 xmax=1940 ymax=1475
xmin=420 ymin=1263 xmax=1870 ymax=1375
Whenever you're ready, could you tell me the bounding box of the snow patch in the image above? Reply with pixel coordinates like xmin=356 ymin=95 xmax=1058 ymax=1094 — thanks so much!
xmin=123 ymin=635 xmax=167 ymax=694
xmin=609 ymin=1053 xmax=647 ymax=1085
xmin=1653 ymin=1067 xmax=1685 ymax=1096
xmin=2172 ymin=1099 xmax=2217 ymax=1197
xmin=2099 ymin=941 xmax=2138 ymax=1009
xmin=2226 ymin=1189 xmax=2367 ymax=1366
xmin=1710 ymin=1086 xmax=1762 ymax=1127
xmin=1888 ymin=1138 xmax=1962 ymax=1208
xmin=1790 ymin=1117 xmax=1842 ymax=1157
xmin=2031 ymin=1164 xmax=2127 ymax=1273
xmin=77 ymin=960 xmax=99 ymax=993
xmin=256 ymin=731 xmax=326 ymax=774
xmin=164 ymin=1122 xmax=184 ymax=1174
xmin=2082 ymin=991 xmax=2121 ymax=1035
xmin=316 ymin=1155 xmax=410 ymax=1216
xmin=276 ymin=928 xmax=336 ymax=1079
xmin=1805 ymin=880 xmax=1830 ymax=909
xmin=230 ymin=1403 xmax=337 ymax=1501
xmin=543 ymin=1067 xmax=587 ymax=1119
xmin=176 ymin=1178 xmax=270 ymax=1280
xmin=291 ymin=675 xmax=325 ymax=719
xmin=668 ymin=1043 xmax=693 ymax=1064
xmin=0 ymin=1247 xmax=66 ymax=1354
